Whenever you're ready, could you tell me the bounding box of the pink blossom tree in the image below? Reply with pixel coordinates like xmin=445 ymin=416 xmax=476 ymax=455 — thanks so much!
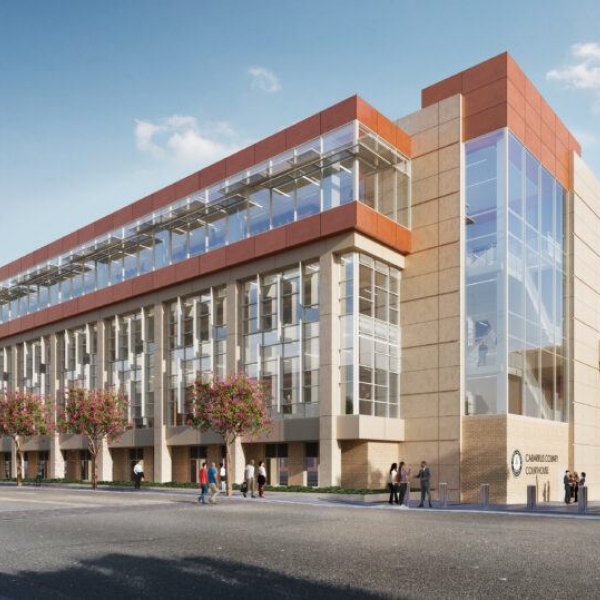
xmin=58 ymin=388 xmax=131 ymax=490
xmin=0 ymin=391 xmax=53 ymax=486
xmin=187 ymin=372 xmax=272 ymax=496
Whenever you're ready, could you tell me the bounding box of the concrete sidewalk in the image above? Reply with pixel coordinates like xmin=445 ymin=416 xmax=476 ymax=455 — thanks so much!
xmin=3 ymin=481 xmax=599 ymax=518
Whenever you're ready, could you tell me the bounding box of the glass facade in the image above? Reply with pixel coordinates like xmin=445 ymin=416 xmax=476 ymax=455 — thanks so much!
xmin=465 ymin=130 xmax=567 ymax=421
xmin=0 ymin=122 xmax=410 ymax=327
xmin=107 ymin=309 xmax=155 ymax=427
xmin=242 ymin=262 xmax=320 ymax=419
xmin=340 ymin=253 xmax=400 ymax=418
xmin=167 ymin=288 xmax=226 ymax=426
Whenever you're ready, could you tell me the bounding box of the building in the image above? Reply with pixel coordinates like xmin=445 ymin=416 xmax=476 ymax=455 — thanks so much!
xmin=1 ymin=52 xmax=599 ymax=503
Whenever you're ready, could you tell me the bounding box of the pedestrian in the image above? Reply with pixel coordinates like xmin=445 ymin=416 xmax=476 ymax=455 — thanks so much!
xmin=563 ymin=470 xmax=571 ymax=504
xmin=388 ymin=462 xmax=399 ymax=505
xmin=244 ymin=459 xmax=256 ymax=498
xmin=219 ymin=462 xmax=227 ymax=493
xmin=579 ymin=472 xmax=587 ymax=488
xmin=416 ymin=461 xmax=432 ymax=508
xmin=133 ymin=461 xmax=144 ymax=490
xmin=198 ymin=461 xmax=209 ymax=504
xmin=573 ymin=472 xmax=580 ymax=503
xmin=398 ymin=461 xmax=410 ymax=509
xmin=257 ymin=460 xmax=267 ymax=498
xmin=208 ymin=462 xmax=220 ymax=504
xmin=35 ymin=463 xmax=44 ymax=487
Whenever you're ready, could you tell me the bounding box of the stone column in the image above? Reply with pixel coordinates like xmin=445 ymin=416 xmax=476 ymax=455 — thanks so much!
xmin=153 ymin=302 xmax=172 ymax=482
xmin=48 ymin=333 xmax=65 ymax=479
xmin=319 ymin=251 xmax=342 ymax=487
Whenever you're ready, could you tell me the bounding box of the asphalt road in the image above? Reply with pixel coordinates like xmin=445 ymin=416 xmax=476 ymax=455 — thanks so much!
xmin=0 ymin=487 xmax=599 ymax=599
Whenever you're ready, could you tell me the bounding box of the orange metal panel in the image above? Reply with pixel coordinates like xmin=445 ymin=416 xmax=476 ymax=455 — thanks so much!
xmin=422 ymin=73 xmax=463 ymax=108
xmin=226 ymin=146 xmax=256 ymax=177
xmin=174 ymin=173 xmax=201 ymax=200
xmin=198 ymin=247 xmax=228 ymax=275
xmin=285 ymin=114 xmax=321 ymax=150
xmin=507 ymin=105 xmax=526 ymax=147
xmin=225 ymin=238 xmax=256 ymax=267
xmin=321 ymin=203 xmax=358 ymax=237
xmin=463 ymin=78 xmax=508 ymax=118
xmin=254 ymin=130 xmax=286 ymax=164
xmin=320 ymin=96 xmax=359 ymax=133
xmin=199 ymin=158 xmax=227 ymax=190
xmin=463 ymin=104 xmax=508 ymax=141
xmin=507 ymin=78 xmax=526 ymax=117
xmin=253 ymin=227 xmax=287 ymax=258
xmin=357 ymin=97 xmax=379 ymax=133
xmin=286 ymin=214 xmax=322 ymax=247
xmin=462 ymin=52 xmax=508 ymax=94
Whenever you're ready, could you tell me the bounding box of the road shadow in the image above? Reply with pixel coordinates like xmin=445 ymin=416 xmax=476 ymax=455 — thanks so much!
xmin=1 ymin=552 xmax=402 ymax=599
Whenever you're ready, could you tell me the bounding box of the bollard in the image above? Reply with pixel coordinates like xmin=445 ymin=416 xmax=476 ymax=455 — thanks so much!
xmin=439 ymin=482 xmax=448 ymax=508
xmin=480 ymin=483 xmax=490 ymax=509
xmin=578 ymin=486 xmax=587 ymax=514
xmin=526 ymin=485 xmax=537 ymax=510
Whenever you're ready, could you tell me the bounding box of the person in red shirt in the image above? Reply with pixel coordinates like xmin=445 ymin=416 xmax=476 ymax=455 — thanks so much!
xmin=198 ymin=462 xmax=209 ymax=504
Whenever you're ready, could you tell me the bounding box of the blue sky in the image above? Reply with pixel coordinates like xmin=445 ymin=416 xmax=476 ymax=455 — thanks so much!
xmin=1 ymin=0 xmax=600 ymax=266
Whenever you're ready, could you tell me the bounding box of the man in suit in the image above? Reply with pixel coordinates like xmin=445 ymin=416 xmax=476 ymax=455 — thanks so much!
xmin=416 ymin=461 xmax=432 ymax=508
xmin=564 ymin=470 xmax=572 ymax=504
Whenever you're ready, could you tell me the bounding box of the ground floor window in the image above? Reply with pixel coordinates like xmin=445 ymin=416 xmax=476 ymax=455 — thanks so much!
xmin=305 ymin=442 xmax=319 ymax=487
xmin=266 ymin=443 xmax=288 ymax=486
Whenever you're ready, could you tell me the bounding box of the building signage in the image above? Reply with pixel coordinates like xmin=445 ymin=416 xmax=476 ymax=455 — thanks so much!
xmin=510 ymin=450 xmax=522 ymax=477
xmin=511 ymin=450 xmax=558 ymax=477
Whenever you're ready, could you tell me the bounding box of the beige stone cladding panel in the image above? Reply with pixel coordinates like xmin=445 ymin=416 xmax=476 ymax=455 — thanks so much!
xmin=461 ymin=416 xmax=507 ymax=503
xmin=505 ymin=415 xmax=569 ymax=504
xmin=340 ymin=440 xmax=399 ymax=489
xmin=572 ymin=154 xmax=600 ymax=500
xmin=111 ymin=448 xmax=129 ymax=482
xmin=171 ymin=446 xmax=189 ymax=483
xmin=287 ymin=442 xmax=306 ymax=486
xmin=143 ymin=447 xmax=154 ymax=482
xmin=397 ymin=94 xmax=463 ymax=503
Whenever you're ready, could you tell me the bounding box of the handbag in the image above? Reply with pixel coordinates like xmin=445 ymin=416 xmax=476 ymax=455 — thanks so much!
xmin=241 ymin=481 xmax=248 ymax=494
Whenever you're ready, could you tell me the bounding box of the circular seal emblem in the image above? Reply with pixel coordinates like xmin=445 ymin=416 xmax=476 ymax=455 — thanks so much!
xmin=511 ymin=450 xmax=523 ymax=477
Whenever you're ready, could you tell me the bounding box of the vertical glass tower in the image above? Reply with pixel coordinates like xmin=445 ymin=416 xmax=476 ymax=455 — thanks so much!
xmin=465 ymin=130 xmax=567 ymax=421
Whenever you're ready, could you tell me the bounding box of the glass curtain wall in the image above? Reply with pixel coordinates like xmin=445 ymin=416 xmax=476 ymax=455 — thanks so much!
xmin=167 ymin=287 xmax=226 ymax=426
xmin=107 ymin=309 xmax=154 ymax=428
xmin=242 ymin=262 xmax=320 ymax=419
xmin=465 ymin=130 xmax=566 ymax=420
xmin=339 ymin=253 xmax=400 ymax=418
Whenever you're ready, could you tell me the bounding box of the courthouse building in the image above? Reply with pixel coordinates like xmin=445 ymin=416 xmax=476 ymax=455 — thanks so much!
xmin=1 ymin=52 xmax=599 ymax=502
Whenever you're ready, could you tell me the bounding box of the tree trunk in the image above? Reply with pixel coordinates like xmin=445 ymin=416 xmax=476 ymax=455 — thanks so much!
xmin=226 ymin=436 xmax=233 ymax=497
xmin=15 ymin=440 xmax=23 ymax=487
xmin=89 ymin=437 xmax=98 ymax=490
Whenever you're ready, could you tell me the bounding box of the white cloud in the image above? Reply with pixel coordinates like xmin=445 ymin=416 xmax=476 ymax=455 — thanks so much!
xmin=134 ymin=115 xmax=241 ymax=167
xmin=248 ymin=66 xmax=282 ymax=93
xmin=547 ymin=42 xmax=600 ymax=89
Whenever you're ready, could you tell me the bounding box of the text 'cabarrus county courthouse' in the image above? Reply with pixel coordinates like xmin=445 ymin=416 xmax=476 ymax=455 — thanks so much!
xmin=1 ymin=53 xmax=599 ymax=503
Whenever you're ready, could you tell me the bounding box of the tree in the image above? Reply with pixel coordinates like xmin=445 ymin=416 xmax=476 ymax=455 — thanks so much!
xmin=58 ymin=388 xmax=131 ymax=490
xmin=0 ymin=391 xmax=53 ymax=486
xmin=187 ymin=372 xmax=272 ymax=496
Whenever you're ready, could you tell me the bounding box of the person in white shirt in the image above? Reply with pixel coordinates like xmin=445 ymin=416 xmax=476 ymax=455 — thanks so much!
xmin=244 ymin=459 xmax=255 ymax=498
xmin=133 ymin=461 xmax=144 ymax=490
xmin=219 ymin=462 xmax=227 ymax=493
